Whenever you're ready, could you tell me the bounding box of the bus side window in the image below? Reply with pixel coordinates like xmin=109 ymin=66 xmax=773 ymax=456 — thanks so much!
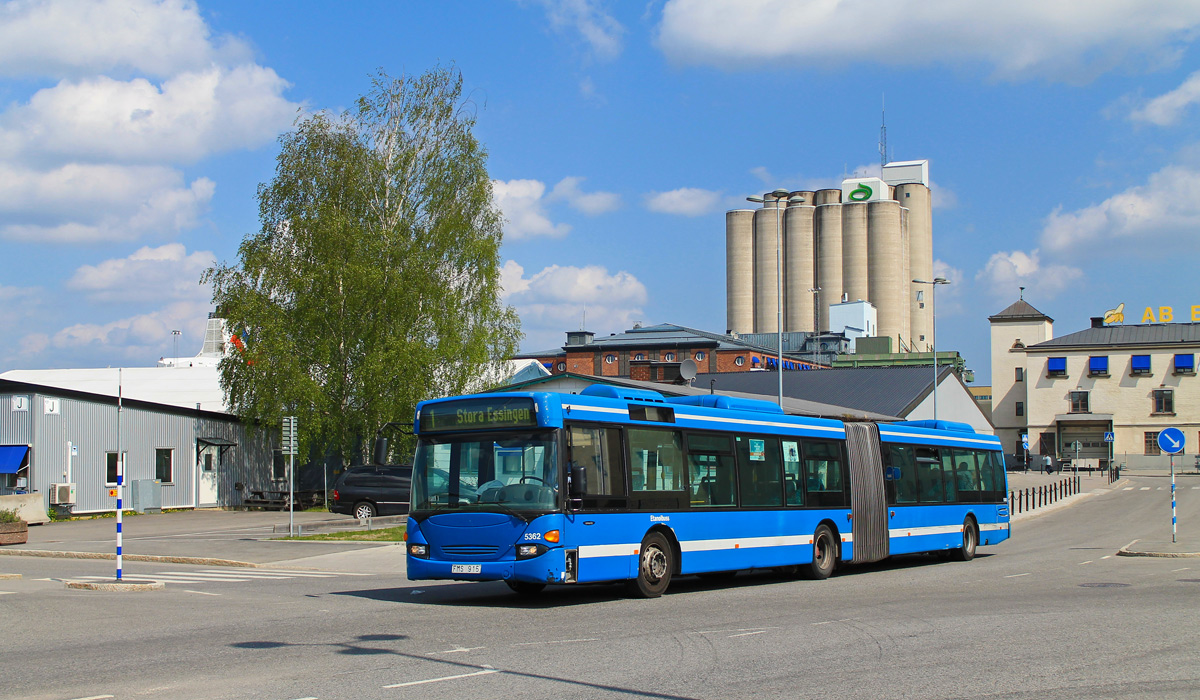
xmin=782 ymin=440 xmax=803 ymax=505
xmin=628 ymin=428 xmax=686 ymax=510
xmin=735 ymin=435 xmax=783 ymax=507
xmin=802 ymin=439 xmax=846 ymax=507
xmin=687 ymin=433 xmax=735 ymax=507
xmin=952 ymin=449 xmax=981 ymax=503
xmin=916 ymin=447 xmax=944 ymax=503
xmin=887 ymin=445 xmax=918 ymax=504
xmin=567 ymin=425 xmax=627 ymax=508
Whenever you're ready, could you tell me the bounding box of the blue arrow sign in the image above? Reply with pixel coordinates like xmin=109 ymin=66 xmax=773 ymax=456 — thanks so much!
xmin=1158 ymin=427 xmax=1185 ymax=454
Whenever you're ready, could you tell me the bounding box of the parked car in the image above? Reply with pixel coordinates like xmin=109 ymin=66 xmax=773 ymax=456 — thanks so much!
xmin=330 ymin=464 xmax=412 ymax=519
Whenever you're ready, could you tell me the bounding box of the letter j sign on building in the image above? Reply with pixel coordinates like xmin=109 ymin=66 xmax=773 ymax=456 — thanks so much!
xmin=1158 ymin=427 xmax=1185 ymax=454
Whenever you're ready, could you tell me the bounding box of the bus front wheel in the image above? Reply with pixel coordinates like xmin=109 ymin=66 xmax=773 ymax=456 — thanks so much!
xmin=804 ymin=525 xmax=837 ymax=580
xmin=953 ymin=518 xmax=978 ymax=562
xmin=627 ymin=532 xmax=673 ymax=598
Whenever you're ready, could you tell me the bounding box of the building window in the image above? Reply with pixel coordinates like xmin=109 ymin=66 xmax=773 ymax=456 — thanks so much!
xmin=1145 ymin=431 xmax=1161 ymax=456
xmin=634 ymin=353 xmax=645 ymax=361
xmin=1047 ymin=357 xmax=1067 ymax=377
xmin=1015 ymin=401 xmax=1024 ymax=417
xmin=604 ymin=354 xmax=616 ymax=364
xmin=1069 ymin=391 xmax=1089 ymax=413
xmin=1088 ymin=356 xmax=1109 ymax=377
xmin=105 ymin=452 xmax=126 ymax=485
xmin=1174 ymin=354 xmax=1195 ymax=374
xmin=155 ymin=448 xmax=173 ymax=483
xmin=1015 ymin=367 xmax=1024 ymax=382
xmin=664 ymin=352 xmax=676 ymax=362
xmin=1153 ymin=389 xmax=1174 ymax=415
xmin=734 ymin=356 xmax=745 ymax=366
xmin=695 ymin=351 xmax=706 ymax=361
xmin=1131 ymin=355 xmax=1152 ymax=376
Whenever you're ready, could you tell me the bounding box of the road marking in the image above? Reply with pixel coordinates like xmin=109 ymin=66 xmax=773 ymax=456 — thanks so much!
xmin=1173 ymin=567 xmax=1191 ymax=572
xmin=1005 ymin=573 xmax=1030 ymax=578
xmin=160 ymin=571 xmax=289 ymax=579
xmin=811 ymin=621 xmax=833 ymax=625
xmin=0 ymin=591 xmax=15 ymax=595
xmin=183 ymin=589 xmax=222 ymax=596
xmin=1102 ymin=555 xmax=1113 ymax=559
xmin=512 ymin=638 xmax=599 ymax=646
xmin=432 ymin=646 xmax=486 ymax=654
xmin=383 ymin=669 xmax=500 ymax=688
xmin=252 ymin=568 xmax=373 ymax=576
xmin=1079 ymin=561 xmax=1093 ymax=565
xmin=728 ymin=630 xmax=766 ymax=638
xmin=67 ymin=696 xmax=114 ymax=700
xmin=1123 ymin=487 xmax=1134 ymax=491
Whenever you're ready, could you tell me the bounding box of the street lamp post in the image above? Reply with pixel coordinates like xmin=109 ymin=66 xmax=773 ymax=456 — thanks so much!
xmin=807 ymin=286 xmax=820 ymax=360
xmin=747 ymin=188 xmax=800 ymax=408
xmin=912 ymin=277 xmax=950 ymax=421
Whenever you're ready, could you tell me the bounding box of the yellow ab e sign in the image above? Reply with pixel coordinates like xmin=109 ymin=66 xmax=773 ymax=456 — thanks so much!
xmin=1141 ymin=306 xmax=1200 ymax=323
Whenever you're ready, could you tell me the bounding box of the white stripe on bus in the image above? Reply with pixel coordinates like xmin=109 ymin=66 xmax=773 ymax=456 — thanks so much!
xmin=889 ymin=524 xmax=965 ymax=538
xmin=878 ymin=429 xmax=1001 ymax=448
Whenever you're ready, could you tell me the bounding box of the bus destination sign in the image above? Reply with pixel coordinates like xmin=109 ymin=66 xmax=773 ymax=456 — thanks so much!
xmin=421 ymin=397 xmax=537 ymax=433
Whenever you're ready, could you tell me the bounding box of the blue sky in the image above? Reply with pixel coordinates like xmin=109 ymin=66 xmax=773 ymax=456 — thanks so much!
xmin=4 ymin=1 xmax=1200 ymax=385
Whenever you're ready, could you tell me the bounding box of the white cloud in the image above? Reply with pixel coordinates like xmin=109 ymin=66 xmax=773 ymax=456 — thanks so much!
xmin=67 ymin=243 xmax=215 ymax=302
xmin=657 ymin=0 xmax=1200 ymax=82
xmin=645 ymin=187 xmax=723 ymax=216
xmin=0 ymin=164 xmax=214 ymax=242
xmin=976 ymin=250 xmax=1083 ymax=301
xmin=550 ymin=176 xmax=621 ymax=214
xmin=492 ymin=179 xmax=571 ymax=240
xmin=1130 ymin=70 xmax=1200 ymax=125
xmin=0 ymin=284 xmax=43 ymax=328
xmin=0 ymin=0 xmax=251 ymax=78
xmin=527 ymin=0 xmax=625 ymax=61
xmin=45 ymin=300 xmax=211 ymax=357
xmin=0 ymin=66 xmax=298 ymax=165
xmin=1041 ymin=164 xmax=1200 ymax=254
xmin=502 ymin=260 xmax=647 ymax=348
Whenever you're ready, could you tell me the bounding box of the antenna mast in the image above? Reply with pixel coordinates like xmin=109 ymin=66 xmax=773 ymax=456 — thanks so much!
xmin=879 ymin=94 xmax=887 ymax=168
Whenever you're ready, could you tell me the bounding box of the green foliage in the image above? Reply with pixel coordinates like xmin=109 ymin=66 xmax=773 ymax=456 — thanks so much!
xmin=0 ymin=508 xmax=21 ymax=524
xmin=287 ymin=524 xmax=407 ymax=542
xmin=205 ymin=66 xmax=520 ymax=466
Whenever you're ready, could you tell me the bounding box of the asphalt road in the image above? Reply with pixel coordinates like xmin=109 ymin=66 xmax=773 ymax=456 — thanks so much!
xmin=2 ymin=474 xmax=1199 ymax=700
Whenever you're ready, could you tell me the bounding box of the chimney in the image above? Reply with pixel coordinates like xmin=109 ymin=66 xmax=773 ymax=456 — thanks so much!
xmin=1091 ymin=317 xmax=1104 ymax=328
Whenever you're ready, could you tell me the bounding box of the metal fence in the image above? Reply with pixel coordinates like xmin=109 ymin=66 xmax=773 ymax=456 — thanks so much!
xmin=1008 ymin=476 xmax=1082 ymax=515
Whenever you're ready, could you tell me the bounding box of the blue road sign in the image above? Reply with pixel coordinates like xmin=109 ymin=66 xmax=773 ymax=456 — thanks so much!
xmin=1022 ymin=441 xmax=1029 ymax=450
xmin=1158 ymin=427 xmax=1185 ymax=454
xmin=1104 ymin=432 xmax=1115 ymax=442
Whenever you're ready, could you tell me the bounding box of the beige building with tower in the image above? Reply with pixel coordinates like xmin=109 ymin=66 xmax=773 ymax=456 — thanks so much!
xmin=990 ymin=297 xmax=1200 ymax=469
xmin=726 ymin=160 xmax=934 ymax=351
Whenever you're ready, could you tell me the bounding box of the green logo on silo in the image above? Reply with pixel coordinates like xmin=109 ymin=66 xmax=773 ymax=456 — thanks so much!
xmin=849 ymin=183 xmax=873 ymax=201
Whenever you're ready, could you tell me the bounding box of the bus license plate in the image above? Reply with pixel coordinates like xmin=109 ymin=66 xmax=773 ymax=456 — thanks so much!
xmin=451 ymin=564 xmax=481 ymax=574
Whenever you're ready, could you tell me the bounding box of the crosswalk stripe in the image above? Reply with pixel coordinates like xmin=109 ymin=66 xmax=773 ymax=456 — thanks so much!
xmin=1123 ymin=487 xmax=1133 ymax=491
xmin=249 ymin=569 xmax=372 ymax=576
xmin=160 ymin=571 xmax=294 ymax=579
xmin=200 ymin=569 xmax=337 ymax=578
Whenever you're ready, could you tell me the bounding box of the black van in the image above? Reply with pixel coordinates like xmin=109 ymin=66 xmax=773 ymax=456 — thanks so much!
xmin=330 ymin=464 xmax=412 ymax=519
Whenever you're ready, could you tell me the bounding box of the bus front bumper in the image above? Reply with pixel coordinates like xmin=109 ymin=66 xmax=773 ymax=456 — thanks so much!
xmin=408 ymin=549 xmax=569 ymax=584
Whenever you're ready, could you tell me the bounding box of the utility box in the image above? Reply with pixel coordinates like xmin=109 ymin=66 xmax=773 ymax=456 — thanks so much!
xmin=131 ymin=479 xmax=162 ymax=514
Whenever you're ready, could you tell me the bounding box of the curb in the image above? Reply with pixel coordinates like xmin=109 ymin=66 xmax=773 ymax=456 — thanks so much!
xmin=65 ymin=578 xmax=165 ymax=592
xmin=0 ymin=548 xmax=258 ymax=568
xmin=1117 ymin=539 xmax=1200 ymax=558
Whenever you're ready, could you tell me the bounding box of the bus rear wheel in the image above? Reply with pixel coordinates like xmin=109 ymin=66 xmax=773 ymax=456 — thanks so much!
xmin=953 ymin=518 xmax=978 ymax=562
xmin=506 ymin=580 xmax=546 ymax=596
xmin=804 ymin=525 xmax=837 ymax=580
xmin=627 ymin=532 xmax=673 ymax=598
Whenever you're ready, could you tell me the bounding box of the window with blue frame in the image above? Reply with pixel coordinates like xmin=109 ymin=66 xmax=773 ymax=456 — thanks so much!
xmin=1088 ymin=356 xmax=1109 ymax=377
xmin=1047 ymin=357 xmax=1067 ymax=377
xmin=1131 ymin=355 xmax=1152 ymax=376
xmin=1174 ymin=354 xmax=1195 ymax=375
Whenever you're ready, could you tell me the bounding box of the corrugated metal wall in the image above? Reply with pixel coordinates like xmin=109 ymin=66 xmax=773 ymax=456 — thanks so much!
xmin=1 ymin=390 xmax=276 ymax=513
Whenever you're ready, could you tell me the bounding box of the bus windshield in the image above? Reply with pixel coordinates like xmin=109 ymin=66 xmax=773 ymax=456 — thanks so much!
xmin=411 ymin=430 xmax=559 ymax=512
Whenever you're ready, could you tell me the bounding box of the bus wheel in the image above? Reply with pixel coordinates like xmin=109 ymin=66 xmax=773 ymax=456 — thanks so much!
xmin=627 ymin=532 xmax=673 ymax=598
xmin=506 ymin=580 xmax=546 ymax=596
xmin=804 ymin=525 xmax=837 ymax=580
xmin=953 ymin=518 xmax=978 ymax=562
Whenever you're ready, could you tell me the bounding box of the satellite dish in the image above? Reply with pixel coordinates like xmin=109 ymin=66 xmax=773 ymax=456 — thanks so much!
xmin=679 ymin=358 xmax=698 ymax=381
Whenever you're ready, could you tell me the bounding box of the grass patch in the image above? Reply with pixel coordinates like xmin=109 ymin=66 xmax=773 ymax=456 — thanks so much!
xmin=288 ymin=524 xmax=407 ymax=542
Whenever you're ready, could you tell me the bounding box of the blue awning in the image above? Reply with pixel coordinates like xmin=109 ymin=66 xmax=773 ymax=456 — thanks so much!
xmin=1089 ymin=356 xmax=1108 ymax=373
xmin=1131 ymin=355 xmax=1151 ymax=371
xmin=1176 ymin=354 xmax=1194 ymax=371
xmin=1047 ymin=357 xmax=1067 ymax=372
xmin=0 ymin=446 xmax=29 ymax=475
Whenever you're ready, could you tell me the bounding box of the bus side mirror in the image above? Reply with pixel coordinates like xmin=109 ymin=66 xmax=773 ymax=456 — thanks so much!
xmin=373 ymin=437 xmax=388 ymax=465
xmin=569 ymin=463 xmax=587 ymax=498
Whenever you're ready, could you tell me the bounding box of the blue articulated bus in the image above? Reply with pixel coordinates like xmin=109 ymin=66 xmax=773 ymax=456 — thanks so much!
xmin=405 ymin=385 xmax=1010 ymax=597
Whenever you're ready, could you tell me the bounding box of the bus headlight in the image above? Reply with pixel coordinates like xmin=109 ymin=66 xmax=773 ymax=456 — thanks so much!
xmin=408 ymin=543 xmax=429 ymax=558
xmin=516 ymin=543 xmax=548 ymax=559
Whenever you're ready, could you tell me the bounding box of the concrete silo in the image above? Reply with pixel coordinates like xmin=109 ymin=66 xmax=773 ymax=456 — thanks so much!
xmin=814 ymin=189 xmax=841 ymax=205
xmin=841 ymin=201 xmax=869 ymax=305
xmin=896 ymin=183 xmax=932 ymax=349
xmin=867 ymin=200 xmax=904 ymax=346
xmin=753 ymin=199 xmax=784 ymax=333
xmin=899 ymin=206 xmax=912 ymax=347
xmin=725 ymin=209 xmax=755 ymax=334
xmin=785 ymin=203 xmax=816 ymax=333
